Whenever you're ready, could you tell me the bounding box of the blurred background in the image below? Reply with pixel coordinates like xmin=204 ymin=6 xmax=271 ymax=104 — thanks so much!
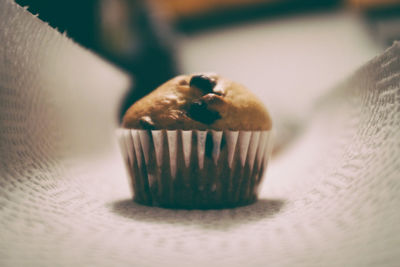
xmin=15 ymin=0 xmax=400 ymax=133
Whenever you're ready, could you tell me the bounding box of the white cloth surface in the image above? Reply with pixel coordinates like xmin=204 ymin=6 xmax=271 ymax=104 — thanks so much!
xmin=1 ymin=1 xmax=400 ymax=266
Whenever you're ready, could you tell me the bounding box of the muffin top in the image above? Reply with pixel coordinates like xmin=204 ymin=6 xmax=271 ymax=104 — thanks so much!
xmin=122 ymin=73 xmax=272 ymax=131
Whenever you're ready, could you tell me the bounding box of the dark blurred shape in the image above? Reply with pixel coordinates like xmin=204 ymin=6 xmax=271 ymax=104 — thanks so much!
xmin=16 ymin=0 xmax=100 ymax=49
xmin=366 ymin=7 xmax=400 ymax=47
xmin=16 ymin=0 xmax=179 ymax=121
xmin=353 ymin=2 xmax=400 ymax=47
xmin=345 ymin=0 xmax=400 ymax=47
xmin=98 ymin=0 xmax=179 ymax=120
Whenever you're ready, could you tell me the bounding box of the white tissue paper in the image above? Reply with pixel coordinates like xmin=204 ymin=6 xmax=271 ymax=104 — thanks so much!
xmin=1 ymin=0 xmax=400 ymax=266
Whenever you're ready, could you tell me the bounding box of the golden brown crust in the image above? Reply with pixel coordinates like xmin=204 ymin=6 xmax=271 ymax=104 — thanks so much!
xmin=122 ymin=74 xmax=272 ymax=130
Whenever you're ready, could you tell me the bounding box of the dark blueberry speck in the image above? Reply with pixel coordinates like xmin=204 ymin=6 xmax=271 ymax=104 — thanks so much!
xmin=188 ymin=99 xmax=221 ymax=125
xmin=190 ymin=75 xmax=216 ymax=94
xmin=139 ymin=116 xmax=156 ymax=130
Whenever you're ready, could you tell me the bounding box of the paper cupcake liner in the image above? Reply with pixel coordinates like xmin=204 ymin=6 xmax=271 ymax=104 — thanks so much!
xmin=117 ymin=129 xmax=272 ymax=209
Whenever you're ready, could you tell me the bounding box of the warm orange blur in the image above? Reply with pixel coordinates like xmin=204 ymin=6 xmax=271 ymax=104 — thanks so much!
xmin=347 ymin=0 xmax=400 ymax=9
xmin=149 ymin=0 xmax=278 ymax=19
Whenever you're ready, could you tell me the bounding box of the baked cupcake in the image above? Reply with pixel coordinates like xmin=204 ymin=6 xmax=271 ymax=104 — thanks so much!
xmin=118 ymin=73 xmax=272 ymax=209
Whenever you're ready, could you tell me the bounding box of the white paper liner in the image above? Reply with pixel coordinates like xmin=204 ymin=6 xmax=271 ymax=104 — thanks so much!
xmin=117 ymin=129 xmax=272 ymax=209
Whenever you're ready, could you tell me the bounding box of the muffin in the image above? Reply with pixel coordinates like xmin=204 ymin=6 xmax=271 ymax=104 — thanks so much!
xmin=118 ymin=73 xmax=272 ymax=209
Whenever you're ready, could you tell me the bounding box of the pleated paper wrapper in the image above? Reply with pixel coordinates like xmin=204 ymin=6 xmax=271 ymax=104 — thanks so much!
xmin=117 ymin=129 xmax=272 ymax=209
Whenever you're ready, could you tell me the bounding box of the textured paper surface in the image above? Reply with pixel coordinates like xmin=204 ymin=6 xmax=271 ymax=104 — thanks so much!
xmin=1 ymin=1 xmax=400 ymax=266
